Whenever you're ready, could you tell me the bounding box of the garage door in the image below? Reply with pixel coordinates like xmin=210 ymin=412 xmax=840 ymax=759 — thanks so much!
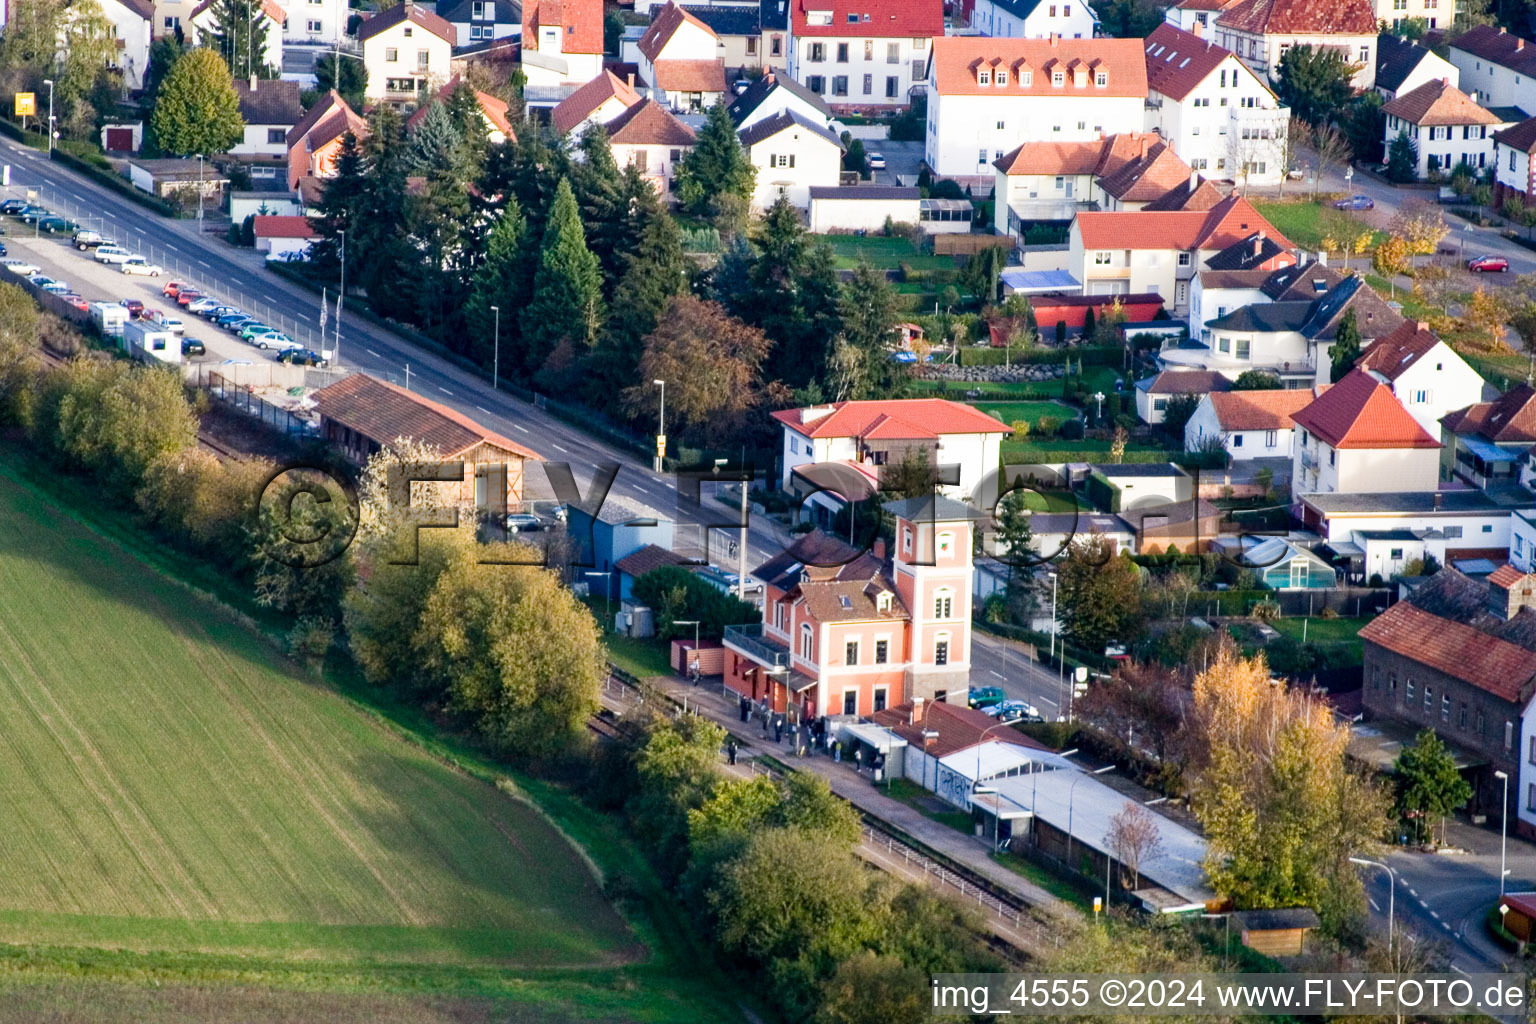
xmin=105 ymin=128 xmax=134 ymax=152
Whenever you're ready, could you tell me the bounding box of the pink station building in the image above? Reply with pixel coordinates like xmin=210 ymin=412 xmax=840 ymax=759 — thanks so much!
xmin=723 ymin=495 xmax=979 ymax=722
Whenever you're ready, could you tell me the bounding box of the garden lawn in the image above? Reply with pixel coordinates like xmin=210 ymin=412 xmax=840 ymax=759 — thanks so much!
xmin=970 ymin=400 xmax=1079 ymax=427
xmin=1001 ymin=439 xmax=1183 ymax=464
xmin=1252 ymin=200 xmax=1385 ymax=253
xmin=815 ymin=234 xmax=956 ymax=272
xmin=1268 ymin=616 xmax=1370 ymax=667
xmin=0 ymin=468 xmax=634 ymax=969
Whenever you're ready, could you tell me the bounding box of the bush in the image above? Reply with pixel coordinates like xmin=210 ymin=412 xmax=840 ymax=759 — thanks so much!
xmin=1252 ymin=599 xmax=1281 ymax=621
xmin=1035 ymin=416 xmax=1061 ymax=437
xmin=1059 ymin=418 xmax=1085 ymax=441
xmin=1010 ymin=419 xmax=1030 ymax=440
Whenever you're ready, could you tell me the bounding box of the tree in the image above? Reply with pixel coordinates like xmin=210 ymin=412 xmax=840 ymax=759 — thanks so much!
xmin=1386 ymin=129 xmax=1418 ymax=183
xmin=310 ymin=130 xmax=367 ymax=272
xmin=143 ymin=36 xmax=186 ymax=106
xmin=1330 ymin=308 xmax=1362 ymax=383
xmin=1509 ymin=300 xmax=1536 ymax=357
xmin=1391 ymin=199 xmax=1448 ymax=256
xmin=204 ymin=0 xmax=276 ymax=80
xmin=842 ymin=135 xmax=869 ymax=177
xmin=631 ymin=565 xmax=759 ymax=640
xmin=626 ymin=712 xmax=728 ymax=875
xmin=959 ymin=244 xmax=1007 ymax=305
xmin=150 ymin=48 xmax=244 ymax=156
xmin=1394 ymin=728 xmax=1473 ymax=846
xmin=593 ymin=185 xmax=689 ymax=393
xmin=1094 ymin=0 xmax=1163 ymax=36
xmin=1275 ymin=44 xmax=1358 ymax=126
xmin=1075 ymin=660 xmax=1187 ymax=771
xmin=465 ymin=197 xmax=528 ymax=374
xmin=1372 ymin=234 xmax=1411 ymax=295
xmin=732 ymin=197 xmax=843 ymax=388
xmin=1466 ymin=286 xmax=1510 ymax=348
xmin=673 ymin=101 xmax=756 ymax=230
xmin=1057 ymin=534 xmax=1145 ymax=652
xmin=1340 ymin=92 xmax=1386 ymax=165
xmin=314 ymin=51 xmax=366 ymax=109
xmin=816 ymin=952 xmax=927 ymax=1024
xmin=623 ymin=295 xmax=783 ymax=447
xmin=250 ymin=468 xmax=356 ymax=620
xmin=1231 ymin=370 xmax=1281 ymax=390
xmin=1107 ymin=802 xmax=1165 ymax=890
xmin=837 ymin=262 xmax=906 ymax=399
xmin=1162 ymin=392 xmax=1200 ymax=440
xmin=520 ymin=177 xmax=604 ymax=381
xmin=34 ymin=360 xmax=197 ymax=492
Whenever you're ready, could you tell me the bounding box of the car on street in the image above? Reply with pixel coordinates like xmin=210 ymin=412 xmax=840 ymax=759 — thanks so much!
xmin=966 ymin=685 xmax=1007 ymax=710
xmin=1333 ymin=194 xmax=1375 ymax=210
xmin=181 ymin=337 xmax=206 ymax=356
xmin=691 ymin=563 xmax=764 ymax=595
xmin=37 ymin=216 xmax=77 ymax=234
xmin=0 ymin=200 xmax=27 ymax=215
xmin=27 ymin=274 xmax=56 ymax=288
xmin=72 ymin=230 xmax=109 ymax=250
xmin=121 ymin=257 xmax=164 ymax=276
xmin=161 ymin=282 xmax=186 ymax=299
xmin=264 ymin=250 xmax=310 ymax=264
xmin=277 ymin=348 xmax=328 ymax=366
xmin=120 ymin=298 xmax=144 ymax=317
xmin=0 ymin=259 xmax=37 ymax=276
xmin=147 ymin=309 xmax=185 ymax=333
xmin=0 ymin=242 xmax=8 ymax=257
xmin=250 ymin=333 xmax=299 ymax=351
xmin=93 ymin=245 xmax=134 ymax=264
xmin=505 ymin=513 xmax=543 ymax=533
xmin=982 ymin=699 xmax=1042 ymax=724
xmin=1468 ymin=254 xmax=1510 ymax=273
xmin=867 ymin=152 xmax=886 ymax=170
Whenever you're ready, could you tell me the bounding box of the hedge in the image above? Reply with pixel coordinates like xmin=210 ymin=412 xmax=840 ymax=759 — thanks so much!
xmin=959 ymin=345 xmax=1122 ymax=368
xmin=0 ymin=117 xmax=47 ymax=151
xmin=1002 ymin=446 xmax=1184 ymax=464
xmin=1085 ymin=470 xmax=1121 ymax=513
xmin=50 ymin=147 xmax=180 ymax=219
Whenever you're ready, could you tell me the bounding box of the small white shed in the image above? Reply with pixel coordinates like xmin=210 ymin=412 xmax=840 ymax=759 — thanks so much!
xmin=807 ymin=185 xmax=921 ymax=233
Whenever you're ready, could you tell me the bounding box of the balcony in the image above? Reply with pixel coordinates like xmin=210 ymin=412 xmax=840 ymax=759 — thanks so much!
xmin=724 ymin=624 xmax=790 ymax=669
xmin=1300 ymin=449 xmax=1319 ymax=473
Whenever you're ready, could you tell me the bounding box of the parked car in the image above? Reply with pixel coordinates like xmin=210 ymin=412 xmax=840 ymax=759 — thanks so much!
xmin=174 ymin=289 xmax=204 ymax=307
xmin=1468 ymin=254 xmax=1510 ymax=273
xmin=505 ymin=513 xmax=543 ymax=533
xmin=692 ymin=563 xmax=764 ymax=595
xmin=120 ymin=298 xmax=144 ymax=317
xmin=161 ymin=281 xmax=186 ymax=299
xmin=982 ymin=700 xmax=1042 ymax=724
xmin=93 ymin=245 xmax=134 ymax=264
xmin=216 ymin=311 xmax=254 ymax=328
xmin=147 ymin=309 xmax=185 ymax=333
xmin=18 ymin=206 xmax=49 ymax=222
xmin=72 ymin=230 xmax=109 ymax=250
xmin=0 ymin=258 xmax=38 ymax=276
xmin=181 ymin=337 xmax=206 ymax=356
xmin=202 ymin=305 xmax=239 ymax=320
xmin=37 ymin=216 xmax=77 ymax=234
xmin=0 ymin=242 xmax=7 ymax=257
xmin=121 ymin=257 xmax=164 ymax=276
xmin=0 ymin=199 xmax=27 ymax=215
xmin=251 ymin=333 xmax=299 ymax=351
xmin=277 ymin=348 xmax=329 ymax=366
xmin=967 ymin=685 xmax=1006 ymax=709
xmin=40 ymin=280 xmax=71 ymax=295
xmin=27 ymin=274 xmax=55 ymax=288
xmin=239 ymin=323 xmax=275 ymax=339
xmin=185 ymin=297 xmax=223 ymax=314
xmin=867 ymin=151 xmax=886 ymax=170
xmin=1333 ymin=194 xmax=1375 ymax=210
xmin=264 ymin=249 xmax=310 ymax=264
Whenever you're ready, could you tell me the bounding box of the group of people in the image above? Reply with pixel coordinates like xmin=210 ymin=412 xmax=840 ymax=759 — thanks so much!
xmin=731 ymin=693 xmax=887 ymax=778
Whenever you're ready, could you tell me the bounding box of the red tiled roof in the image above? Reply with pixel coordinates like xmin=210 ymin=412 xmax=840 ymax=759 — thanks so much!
xmin=407 ymin=75 xmax=516 ymax=138
xmin=638 ymin=1 xmax=715 ymax=62
xmin=615 ymin=543 xmax=691 ymax=578
xmin=1495 ymin=115 xmax=1536 ymax=154
xmin=358 ymin=1 xmax=456 ymax=43
xmin=1140 ymin=370 xmax=1233 ymax=395
xmin=1206 ymin=388 xmax=1319 ymax=430
xmin=1441 ymin=384 xmax=1536 ymax=443
xmin=191 ymin=0 xmax=285 ymax=23
xmin=252 ymin=215 xmax=317 ymax=239
xmin=551 ymin=70 xmax=641 ymax=133
xmin=872 ymin=700 xmax=1052 ymax=758
xmin=930 ymin=36 xmax=1148 ymax=97
xmin=1142 ymin=177 xmax=1225 ymax=211
xmin=1382 ymin=79 xmax=1501 ymax=127
xmin=1074 ymin=194 xmax=1293 ymax=252
xmin=605 ymin=97 xmax=697 ymax=145
xmin=1215 ymin=0 xmax=1376 ymax=35
xmin=285 ymin=90 xmax=365 ymax=151
xmin=1289 ymin=368 xmax=1440 ymax=449
xmin=1360 ymin=601 xmax=1536 ymax=702
xmin=310 ymin=373 xmax=543 ymax=461
xmin=993 ymin=132 xmax=1160 ymax=176
xmin=651 ymin=58 xmax=727 ymax=93
xmin=1356 ymin=321 xmax=1442 ymax=381
xmin=791 ymin=0 xmax=942 ymax=37
xmin=1489 ymin=563 xmax=1530 ymax=589
xmin=770 ymin=399 xmax=1009 ymax=439
xmin=1449 ymin=25 xmax=1536 ymax=77
xmin=1096 ymin=141 xmax=1194 ymax=201
xmin=523 ymin=0 xmax=604 ymax=54
xmin=1145 ymin=23 xmax=1259 ymax=102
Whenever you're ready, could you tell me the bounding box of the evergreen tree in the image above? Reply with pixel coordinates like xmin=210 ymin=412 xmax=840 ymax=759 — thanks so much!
xmin=1386 ymin=129 xmax=1419 ymax=183
xmin=315 ymin=51 xmax=366 ymax=110
xmin=673 ymin=101 xmax=756 ymax=226
xmin=1275 ymin=45 xmax=1356 ymax=126
xmin=521 ymin=178 xmax=604 ymax=380
xmin=441 ymin=78 xmax=490 ymax=175
xmin=734 ymin=197 xmax=842 ymax=387
xmin=1330 ymin=309 xmax=1362 ymax=383
xmin=150 ymin=47 xmax=244 ymax=156
xmin=593 ymin=179 xmax=689 ymax=393
xmin=571 ymin=125 xmax=626 ymax=289
xmin=466 ymin=199 xmax=529 ymax=375
xmin=310 ymin=130 xmax=367 ymax=275
xmin=205 ymin=0 xmax=276 ymax=80
xmin=837 ymin=262 xmax=905 ymax=398
xmin=354 ymin=105 xmax=415 ymax=321
xmin=143 ymin=36 xmax=185 ymax=107
xmin=405 ymin=102 xmax=475 ymax=338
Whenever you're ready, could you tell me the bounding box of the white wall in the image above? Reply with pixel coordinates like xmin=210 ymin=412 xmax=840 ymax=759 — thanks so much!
xmin=363 ymin=23 xmax=453 ymax=101
xmin=809 ymin=196 xmax=921 ymax=231
xmin=230 ymin=122 xmax=291 ymax=157
xmin=1511 ymin=511 xmax=1536 ymax=571
xmin=926 ymin=87 xmax=1144 ymax=176
xmin=1184 ymin=398 xmax=1295 ymax=458
xmin=1147 ymin=55 xmax=1287 ymax=185
xmin=1451 ymin=45 xmax=1532 ymax=107
xmin=970 ymin=0 xmax=1096 ymax=39
xmin=1497 ymin=140 xmax=1534 ymax=197
xmin=736 ymin=85 xmax=830 ymax=131
xmin=1294 ymin=432 xmax=1441 ymax=495
xmin=1380 ymin=344 xmax=1485 ymax=440
xmin=1381 ymin=47 xmax=1459 ymax=97
xmin=189 ymin=8 xmax=283 ymax=73
xmin=1383 ymin=114 xmax=1496 ymax=178
xmin=613 ymin=140 xmax=691 ymax=196
xmin=747 ymin=129 xmax=841 ymax=208
xmin=1218 ymin=29 xmax=1377 ymax=89
xmin=98 ymin=0 xmax=151 ymax=90
xmin=788 ymin=32 xmax=929 ymax=108
xmin=1317 ymin=509 xmax=1511 ymax=547
xmin=272 ymin=0 xmax=348 ymax=43
xmin=1188 ymin=278 xmax=1267 ymax=336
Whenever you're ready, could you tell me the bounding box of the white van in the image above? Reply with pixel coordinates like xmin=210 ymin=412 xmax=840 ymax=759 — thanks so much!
xmin=94 ymin=245 xmax=134 ymax=265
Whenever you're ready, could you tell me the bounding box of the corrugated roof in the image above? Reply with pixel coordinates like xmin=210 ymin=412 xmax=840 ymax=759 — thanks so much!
xmin=930 ymin=36 xmax=1148 ymax=97
xmin=1290 ymin=368 xmax=1440 ymax=449
xmin=310 ymin=373 xmax=542 ymax=460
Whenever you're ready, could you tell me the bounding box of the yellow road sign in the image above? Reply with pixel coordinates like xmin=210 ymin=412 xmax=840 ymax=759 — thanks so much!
xmin=14 ymin=93 xmax=35 ymax=117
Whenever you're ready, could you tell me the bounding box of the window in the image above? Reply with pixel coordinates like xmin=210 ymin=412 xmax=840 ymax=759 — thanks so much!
xmin=874 ymin=687 xmax=887 ymax=712
xmin=471 ymin=0 xmax=486 ymax=16
xmin=1178 ymin=252 xmax=1191 ymax=266
xmin=267 ymin=128 xmax=286 ymax=144
xmin=978 ymin=69 xmax=991 ymax=85
xmin=417 ymin=49 xmax=430 ymax=69
xmin=1094 ymin=251 xmax=1111 ymax=265
xmin=832 ymin=75 xmax=849 ymax=95
xmin=903 ymin=528 xmax=912 ymax=553
xmin=995 ymin=120 xmax=1006 ymax=131
xmin=1095 ymin=72 xmax=1107 ymax=86
xmin=862 ymin=74 xmax=872 ymax=94
xmin=769 ymin=153 xmax=796 ymax=168
xmin=1233 ymin=435 xmax=1243 ymax=447
xmin=886 ymin=76 xmax=897 ymax=97
xmin=1051 ymin=70 xmax=1064 ymax=86
xmin=385 ymin=47 xmax=398 ymax=61
xmin=1444 ymin=526 xmax=1463 ymax=539
xmin=1265 ymin=429 xmax=1277 ymax=447
xmin=1485 ymin=524 xmax=1495 ymax=533
xmin=887 ymin=42 xmax=899 ymax=63
xmin=1460 ymin=703 xmax=1468 ymax=728
xmin=1236 ymin=338 xmax=1250 ymax=359
xmin=631 ymin=149 xmax=648 ymax=171
xmin=1328 ymin=449 xmax=1335 ymax=466
xmin=845 ymin=640 xmax=859 ymax=665
xmin=808 ymin=75 xmax=824 ymax=92
xmin=1507 ymin=720 xmax=1516 ymax=751
xmin=1359 ymin=45 xmax=1370 ymax=63
xmin=775 ymin=601 xmax=786 ymax=630
xmin=746 ymin=36 xmax=758 ymax=55
xmin=1390 ymin=547 xmax=1404 ymax=560
xmin=306 ymin=18 xmax=321 ymax=31
xmin=800 ymin=623 xmax=813 ymax=660
xmin=1154 ymin=398 xmax=1167 ymax=411
xmin=1529 ymin=783 xmax=1536 ymax=813
xmin=864 ymin=40 xmax=873 ymax=60
xmin=1406 ymin=678 xmax=1416 ymax=701
xmin=875 ymin=639 xmax=888 ymax=663
xmin=403 ymin=26 xmax=412 ymax=35
xmin=935 ymin=636 xmax=950 ymax=665
xmin=978 ymin=149 xmax=987 ymax=164
xmin=1442 ymin=695 xmax=1450 ymax=721
xmin=810 ymin=42 xmax=825 ymax=61
xmin=843 ymin=691 xmax=857 ymax=715
xmin=996 ymin=68 xmax=1007 ymax=86
xmin=934 ymin=588 xmax=953 ymax=618
xmin=836 ymin=42 xmax=848 ymax=62
xmin=1528 ymin=735 xmax=1536 ymax=764
xmin=771 ymin=34 xmax=783 ymax=56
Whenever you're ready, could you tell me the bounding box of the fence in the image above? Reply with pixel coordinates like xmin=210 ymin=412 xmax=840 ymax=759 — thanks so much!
xmin=934 ymin=234 xmax=1013 ymax=256
xmin=202 ymin=370 xmax=320 ymax=437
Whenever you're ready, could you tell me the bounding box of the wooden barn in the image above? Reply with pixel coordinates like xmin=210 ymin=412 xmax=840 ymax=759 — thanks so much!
xmin=1230 ymin=908 xmax=1320 ymax=957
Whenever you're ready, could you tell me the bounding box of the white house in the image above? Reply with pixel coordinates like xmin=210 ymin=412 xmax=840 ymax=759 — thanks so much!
xmin=98 ymin=0 xmax=153 ymax=91
xmin=520 ymin=0 xmax=604 ymax=88
xmin=1163 ymin=0 xmax=1242 ymax=33
xmin=188 ymin=0 xmax=284 ymax=74
xmin=1134 ymin=369 xmax=1232 ymax=425
xmin=1143 ymin=22 xmax=1289 ymax=186
xmin=252 ymin=214 xmax=319 ymax=256
xmin=969 ymin=0 xmax=1098 ymax=40
xmin=228 ymin=78 xmax=301 ymax=161
xmin=267 ymin=0 xmax=347 ymax=43
xmin=1291 ymin=368 xmax=1442 ymax=496
xmin=786 ymin=0 xmax=941 ymax=112
xmin=1448 ymin=25 xmax=1536 ymax=113
xmin=606 ymin=98 xmax=697 ymax=196
xmin=1382 ymin=79 xmax=1506 ymax=178
xmin=1376 ymin=33 xmax=1459 ymax=99
xmin=358 ymin=2 xmax=456 ymax=104
xmin=1494 ymin=114 xmax=1536 ymax=206
xmin=1510 ymin=508 xmax=1536 ymax=571
xmin=726 ymin=69 xmax=833 ymax=131
xmin=808 ymin=185 xmax=922 ymax=231
xmin=1189 ymin=266 xmax=1273 ymax=336
xmin=1355 ymin=321 xmax=1485 ymax=440
xmin=924 ymin=35 xmax=1149 ymax=178
xmin=772 ymin=399 xmax=1008 ymax=515
xmin=1299 ymin=490 xmax=1511 ymax=559
xmin=438 ymin=0 xmax=517 ymax=45
xmin=1440 ymin=384 xmax=1536 ymax=491
xmin=638 ymin=1 xmax=729 ymax=109
xmin=1213 ymin=0 xmax=1378 ymax=90
xmin=551 ymin=70 xmax=643 ymax=135
xmin=739 ymin=109 xmax=843 ymax=209
xmin=1185 ymin=387 xmax=1318 ymax=459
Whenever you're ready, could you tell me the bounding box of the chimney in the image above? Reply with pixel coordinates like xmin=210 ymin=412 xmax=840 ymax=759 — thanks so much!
xmin=1417 ymin=320 xmax=1430 ymax=332
xmin=1049 ymin=32 xmax=1058 ymax=47
xmin=1189 ymin=170 xmax=1199 ymax=192
xmin=249 ymin=74 xmax=257 ymax=91
xmin=911 ymin=695 xmax=925 ymax=726
xmin=1191 ymin=19 xmax=1202 ymax=37
xmin=1253 ymin=232 xmax=1263 ymax=257
xmin=627 ymin=71 xmax=635 ymax=88
xmin=1520 ymin=38 xmax=1527 ymax=51
xmin=1433 ymin=491 xmax=1443 ymax=511
xmin=873 ymin=537 xmax=886 ymax=560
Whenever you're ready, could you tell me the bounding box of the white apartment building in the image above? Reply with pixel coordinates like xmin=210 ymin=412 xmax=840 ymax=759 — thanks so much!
xmin=1291 ymin=369 xmax=1442 ymax=496
xmin=638 ymin=2 xmax=729 ymax=109
xmin=1213 ymin=0 xmax=1378 ymax=90
xmin=1382 ymin=79 xmax=1507 ymax=178
xmin=969 ymin=0 xmax=1097 ymax=39
xmin=358 ymin=3 xmax=456 ymax=104
xmin=924 ymin=35 xmax=1147 ymax=178
xmin=1449 ymin=24 xmax=1536 ymax=111
xmin=521 ymin=0 xmax=605 ymax=88
xmin=1376 ymin=33 xmax=1460 ymax=99
xmin=97 ymin=0 xmax=153 ymax=90
xmin=1143 ymin=22 xmax=1288 ymax=185
xmin=786 ymin=0 xmax=943 ymax=111
xmin=269 ymin=0 xmax=348 ymax=43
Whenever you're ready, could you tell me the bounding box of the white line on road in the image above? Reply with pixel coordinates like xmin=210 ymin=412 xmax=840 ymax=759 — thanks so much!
xmin=1441 ymin=922 xmax=1451 ymax=931
xmin=197 ymin=260 xmax=211 ymax=269
xmin=1370 ymin=899 xmax=1380 ymax=912
xmin=552 ymin=443 xmax=570 ymax=453
xmin=438 ymin=387 xmax=452 ymax=395
xmin=1430 ymin=911 xmax=1440 ymax=919
xmin=990 ymin=670 xmax=1005 ymax=679
xmin=366 ymin=348 xmax=380 ymax=357
xmin=1409 ymin=888 xmax=1418 ymax=896
xmin=295 ymin=312 xmax=311 ymax=322
xmin=1418 ymin=899 xmax=1429 ymax=908
xmin=513 ymin=424 xmax=530 ymax=433
xmin=1453 ymin=965 xmax=1468 ymax=974
xmin=1038 ymin=696 xmax=1057 ymax=707
xmin=476 ymin=405 xmax=491 ymax=414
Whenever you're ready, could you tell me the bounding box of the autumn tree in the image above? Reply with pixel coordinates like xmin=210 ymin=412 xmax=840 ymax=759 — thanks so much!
xmin=1107 ymin=802 xmax=1165 ymax=890
xmin=1371 ymin=234 xmax=1411 ymax=294
xmin=1390 ymin=200 xmax=1447 ymax=256
xmin=1057 ymin=534 xmax=1146 ymax=652
xmin=1466 ymin=286 xmax=1510 ymax=348
xmin=1075 ymin=661 xmax=1186 ymax=773
xmin=150 ymin=47 xmax=244 ymax=156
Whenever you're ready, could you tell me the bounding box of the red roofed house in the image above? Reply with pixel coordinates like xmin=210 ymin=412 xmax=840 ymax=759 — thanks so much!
xmin=1184 ymin=386 xmax=1321 ymax=459
xmin=1212 ymin=0 xmax=1379 ymax=89
xmin=605 ymin=98 xmax=696 ymax=196
xmin=252 ymin=215 xmax=319 ymax=257
xmin=723 ymin=496 xmax=979 ymax=725
xmin=1143 ymin=23 xmax=1289 ymax=187
xmin=310 ymin=372 xmax=542 ymax=509
xmin=1493 ymin=114 xmax=1536 ymax=207
xmin=1290 ymin=367 xmax=1441 ymax=496
xmin=521 ymin=0 xmax=604 ymax=88
xmin=1440 ymin=383 xmax=1536 ymax=491
xmin=189 ymin=0 xmax=284 ymax=70
xmin=1360 ymin=566 xmax=1536 ymax=837
xmin=1068 ymin=194 xmax=1294 ymax=315
xmin=359 ymin=2 xmax=457 ymax=105
xmin=1382 ymin=79 xmax=1509 ymax=179
xmin=1354 ymin=319 xmax=1483 ymax=440
xmin=1030 ymin=292 xmax=1165 ymax=331
xmin=637 ymin=1 xmax=728 ymax=110
xmin=407 ymin=75 xmax=517 ymax=144
xmin=925 ymin=36 xmax=1150 ymax=177
xmin=773 ymin=399 xmax=1007 ymax=528
xmin=1134 ymin=368 xmax=1232 ymax=425
xmin=285 ymin=89 xmax=367 ymax=189
xmin=787 ymin=0 xmax=944 ymax=115
xmin=550 ymin=69 xmax=643 ymax=136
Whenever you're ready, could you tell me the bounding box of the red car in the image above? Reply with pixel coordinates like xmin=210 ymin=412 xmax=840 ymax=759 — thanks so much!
xmin=175 ymin=289 xmax=203 ymax=306
xmin=161 ymin=281 xmax=184 ymax=298
xmin=1468 ymin=254 xmax=1510 ymax=272
xmin=120 ymin=298 xmax=144 ymax=318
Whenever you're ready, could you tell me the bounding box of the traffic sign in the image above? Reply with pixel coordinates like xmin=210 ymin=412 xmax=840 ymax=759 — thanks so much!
xmin=655 ymin=434 xmax=667 ymax=457
xmin=13 ymin=93 xmax=34 ymax=117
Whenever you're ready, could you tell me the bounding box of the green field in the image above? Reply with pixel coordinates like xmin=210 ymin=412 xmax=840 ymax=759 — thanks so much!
xmin=1252 ymin=200 xmax=1385 ymax=253
xmin=1001 ymin=439 xmax=1184 ymax=464
xmin=972 ymin=399 xmax=1079 ymax=427
xmin=816 ymin=233 xmax=958 ymax=271
xmin=0 ymin=469 xmax=634 ymax=969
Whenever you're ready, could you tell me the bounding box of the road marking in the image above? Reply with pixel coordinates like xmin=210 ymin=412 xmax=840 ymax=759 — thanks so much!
xmin=295 ymin=312 xmax=311 ymax=322
xmin=1453 ymin=965 xmax=1467 ymax=974
xmin=197 ymin=260 xmax=210 ymax=269
xmin=1370 ymin=899 xmax=1380 ymax=912
xmin=990 ymin=670 xmax=1005 ymax=679
xmin=438 ymin=387 xmax=452 ymax=395
xmin=1441 ymin=922 xmax=1451 ymax=931
xmin=513 ymin=423 xmax=530 ymax=433
xmin=552 ymin=442 xmax=570 ymax=453
xmin=476 ymin=405 xmax=491 ymax=414
xmin=165 ymin=244 xmax=178 ymax=252
xmin=366 ymin=348 xmax=380 ymax=357
xmin=1409 ymin=888 xmax=1417 ymax=896
xmin=1038 ymin=696 xmax=1057 ymax=707
xmin=1418 ymin=898 xmax=1429 ymax=908
xmin=1430 ymin=910 xmax=1440 ymax=919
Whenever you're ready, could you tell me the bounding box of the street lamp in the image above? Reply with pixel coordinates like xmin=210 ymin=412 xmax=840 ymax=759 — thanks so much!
xmin=1093 ymin=391 xmax=1106 ymax=423
xmin=489 ymin=304 xmax=500 ymax=389
xmin=1065 ymin=764 xmax=1115 ymax=867
xmin=584 ymin=570 xmax=613 ymax=631
xmin=1496 ymin=769 xmax=1510 ymax=899
xmin=194 ymin=154 xmax=205 ymax=229
xmin=653 ymin=379 xmax=666 ymax=473
xmin=1349 ymin=856 xmax=1395 ymax=960
xmin=1048 ymin=571 xmax=1059 ymax=660
xmin=335 ymin=229 xmax=346 ymax=366
xmin=973 ymin=720 xmax=1020 ymax=851
xmin=41 ymin=79 xmax=53 ymax=156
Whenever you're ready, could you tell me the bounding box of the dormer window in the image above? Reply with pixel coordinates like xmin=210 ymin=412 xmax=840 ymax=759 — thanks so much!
xmin=995 ymin=68 xmax=1007 ymax=85
xmin=1095 ymin=71 xmax=1107 ymax=86
xmin=978 ymin=69 xmax=991 ymax=84
xmin=1020 ymin=69 xmax=1032 ymax=85
xmin=1051 ymin=70 xmax=1064 ymax=86
xmin=876 ymin=592 xmax=892 ymax=612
